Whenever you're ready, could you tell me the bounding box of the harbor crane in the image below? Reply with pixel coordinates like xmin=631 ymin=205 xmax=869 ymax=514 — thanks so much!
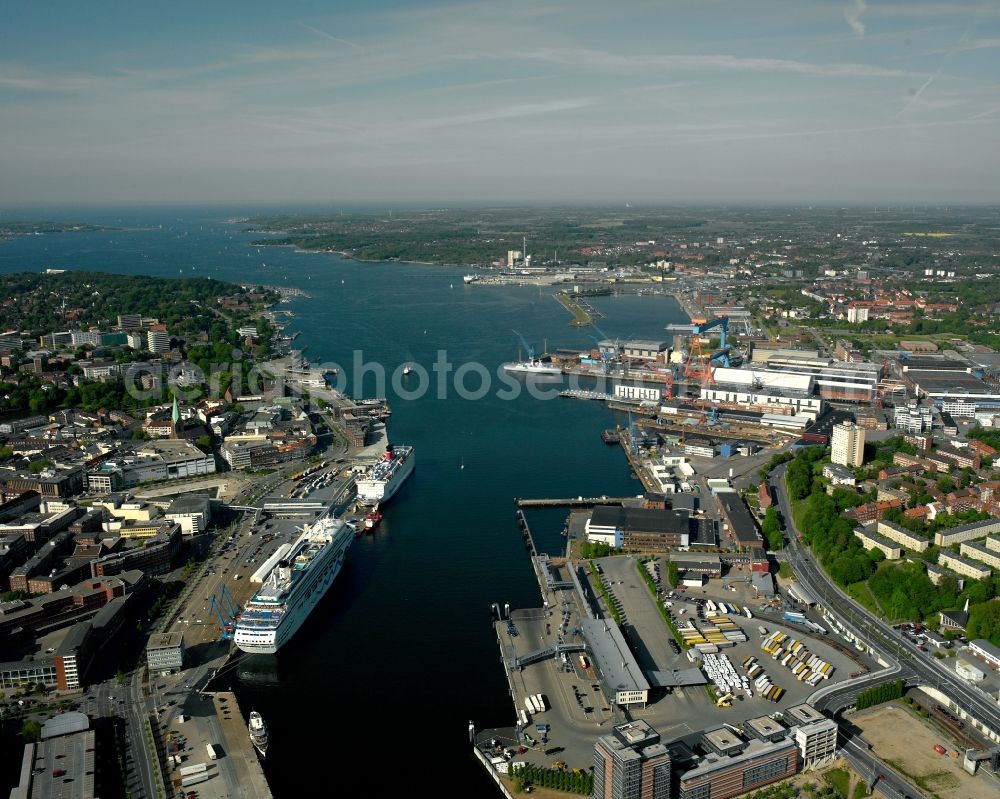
xmin=675 ymin=316 xmax=731 ymax=383
xmin=511 ymin=330 xmax=537 ymax=361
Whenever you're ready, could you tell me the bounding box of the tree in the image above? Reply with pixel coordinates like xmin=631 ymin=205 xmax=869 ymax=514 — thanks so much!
xmin=668 ymin=561 xmax=679 ymax=587
xmin=967 ymin=599 xmax=1000 ymax=643
xmin=761 ymin=506 xmax=784 ymax=550
xmin=869 ymin=547 xmax=886 ymax=563
xmin=20 ymin=719 xmax=41 ymax=742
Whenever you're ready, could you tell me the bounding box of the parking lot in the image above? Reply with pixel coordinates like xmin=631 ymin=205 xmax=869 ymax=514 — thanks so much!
xmin=493 ymin=549 xmax=869 ymax=775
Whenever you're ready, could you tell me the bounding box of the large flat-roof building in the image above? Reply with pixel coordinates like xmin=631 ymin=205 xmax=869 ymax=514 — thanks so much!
xmin=594 ymin=721 xmax=671 ymax=799
xmin=668 ymin=550 xmax=723 ymax=577
xmin=579 ymin=618 xmax=650 ymax=708
xmin=165 ymin=493 xmax=212 ymax=535
xmin=716 ymin=493 xmax=761 ymax=550
xmin=678 ymin=733 xmax=800 ymax=799
xmin=586 ymin=506 xmax=694 ymax=551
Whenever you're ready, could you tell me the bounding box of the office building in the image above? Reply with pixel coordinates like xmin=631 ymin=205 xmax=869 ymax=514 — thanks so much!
xmin=594 ymin=721 xmax=671 ymax=799
xmin=165 ymin=494 xmax=211 ymax=535
xmin=146 ymin=631 xmax=186 ymax=674
xmin=786 ymin=706 xmax=838 ymax=769
xmin=147 ymin=330 xmax=170 ymax=354
xmin=831 ymin=422 xmax=865 ymax=468
xmin=678 ymin=734 xmax=799 ymax=799
xmin=117 ymin=313 xmax=143 ymax=329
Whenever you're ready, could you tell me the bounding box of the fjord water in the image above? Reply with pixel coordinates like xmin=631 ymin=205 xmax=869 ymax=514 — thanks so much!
xmin=0 ymin=210 xmax=688 ymax=793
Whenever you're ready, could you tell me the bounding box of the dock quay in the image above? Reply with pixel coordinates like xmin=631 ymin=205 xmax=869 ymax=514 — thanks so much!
xmin=618 ymin=431 xmax=660 ymax=494
xmin=559 ymin=388 xmax=612 ymax=401
xmin=516 ymin=496 xmax=634 ymax=508
xmin=634 ymin=415 xmax=785 ymax=445
xmin=162 ymin=690 xmax=271 ymax=799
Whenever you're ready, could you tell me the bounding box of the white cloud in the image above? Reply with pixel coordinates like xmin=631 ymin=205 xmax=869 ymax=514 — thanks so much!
xmin=846 ymin=0 xmax=868 ymax=37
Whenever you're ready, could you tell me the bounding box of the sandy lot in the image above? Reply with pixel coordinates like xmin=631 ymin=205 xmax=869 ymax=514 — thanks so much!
xmin=852 ymin=704 xmax=996 ymax=799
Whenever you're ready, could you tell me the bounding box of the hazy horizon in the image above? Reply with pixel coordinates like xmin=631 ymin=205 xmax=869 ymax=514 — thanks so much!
xmin=3 ymin=1 xmax=999 ymax=206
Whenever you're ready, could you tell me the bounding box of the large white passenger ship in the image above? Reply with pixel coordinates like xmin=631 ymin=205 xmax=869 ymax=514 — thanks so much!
xmin=356 ymin=444 xmax=415 ymax=504
xmin=234 ymin=515 xmax=353 ymax=654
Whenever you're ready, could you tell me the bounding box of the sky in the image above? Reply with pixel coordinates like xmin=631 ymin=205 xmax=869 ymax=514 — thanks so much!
xmin=2 ymin=0 xmax=999 ymax=206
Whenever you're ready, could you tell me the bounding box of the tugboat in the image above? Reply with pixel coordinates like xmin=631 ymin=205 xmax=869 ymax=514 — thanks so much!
xmin=601 ymin=429 xmax=620 ymax=444
xmin=364 ymin=504 xmax=382 ymax=532
xmin=248 ymin=710 xmax=268 ymax=758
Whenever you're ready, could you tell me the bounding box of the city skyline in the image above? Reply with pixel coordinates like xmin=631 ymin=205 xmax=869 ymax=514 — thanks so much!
xmin=2 ymin=0 xmax=1000 ymax=206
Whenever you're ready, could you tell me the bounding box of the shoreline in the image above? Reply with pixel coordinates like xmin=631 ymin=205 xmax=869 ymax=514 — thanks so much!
xmin=251 ymin=240 xmax=471 ymax=269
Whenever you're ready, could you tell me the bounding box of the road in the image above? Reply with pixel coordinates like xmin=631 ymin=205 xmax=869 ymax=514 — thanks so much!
xmin=841 ymin=737 xmax=921 ymax=799
xmin=122 ymin=672 xmax=159 ymax=799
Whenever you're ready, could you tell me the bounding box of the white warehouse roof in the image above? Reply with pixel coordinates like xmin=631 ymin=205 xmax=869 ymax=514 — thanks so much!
xmin=712 ymin=367 xmax=814 ymax=394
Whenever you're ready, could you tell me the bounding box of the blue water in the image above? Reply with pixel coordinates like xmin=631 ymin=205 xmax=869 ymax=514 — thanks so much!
xmin=0 ymin=210 xmax=689 ymax=794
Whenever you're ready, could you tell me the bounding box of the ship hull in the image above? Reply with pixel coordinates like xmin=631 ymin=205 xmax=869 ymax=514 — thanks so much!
xmin=356 ymin=450 xmax=415 ymax=505
xmin=234 ymin=525 xmax=352 ymax=655
xmin=502 ymin=362 xmax=563 ymax=377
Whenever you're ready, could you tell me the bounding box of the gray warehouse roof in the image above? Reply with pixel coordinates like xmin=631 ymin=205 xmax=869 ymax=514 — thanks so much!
xmin=648 ymin=668 xmax=709 ymax=688
xmin=579 ymin=618 xmax=650 ymax=695
xmin=590 ymin=506 xmax=691 ymax=536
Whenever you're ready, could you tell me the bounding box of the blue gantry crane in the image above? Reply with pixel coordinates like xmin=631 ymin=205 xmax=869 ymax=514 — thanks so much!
xmin=209 ymin=584 xmax=240 ymax=639
xmin=511 ymin=330 xmax=537 ymax=361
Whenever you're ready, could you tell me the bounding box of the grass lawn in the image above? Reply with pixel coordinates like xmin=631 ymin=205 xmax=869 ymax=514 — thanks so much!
xmin=823 ymin=767 xmax=852 ymax=799
xmin=845 ymin=581 xmax=881 ymax=616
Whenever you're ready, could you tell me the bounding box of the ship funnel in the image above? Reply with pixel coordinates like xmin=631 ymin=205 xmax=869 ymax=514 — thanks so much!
xmin=277 ymin=559 xmax=291 ymax=582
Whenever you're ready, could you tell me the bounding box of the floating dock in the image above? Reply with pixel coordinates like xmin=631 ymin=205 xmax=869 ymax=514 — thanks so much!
xmin=516 ymin=496 xmax=634 ymax=508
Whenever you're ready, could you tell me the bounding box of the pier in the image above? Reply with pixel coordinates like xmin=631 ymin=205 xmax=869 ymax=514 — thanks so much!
xmin=617 ymin=429 xmax=660 ymax=494
xmin=516 ymin=509 xmax=537 ymax=556
xmin=516 ymin=496 xmax=634 ymax=508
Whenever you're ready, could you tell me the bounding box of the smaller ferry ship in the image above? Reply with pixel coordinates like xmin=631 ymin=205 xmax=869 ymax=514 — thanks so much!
xmin=249 ymin=711 xmax=269 ymax=758
xmin=356 ymin=444 xmax=415 ymax=505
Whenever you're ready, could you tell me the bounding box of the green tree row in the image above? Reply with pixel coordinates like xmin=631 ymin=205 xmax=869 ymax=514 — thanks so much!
xmin=511 ymin=764 xmax=593 ymax=795
xmin=855 ymin=678 xmax=904 ymax=710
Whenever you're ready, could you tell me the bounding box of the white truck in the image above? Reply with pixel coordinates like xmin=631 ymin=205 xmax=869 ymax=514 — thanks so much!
xmin=206 ymin=743 xmax=220 ymax=761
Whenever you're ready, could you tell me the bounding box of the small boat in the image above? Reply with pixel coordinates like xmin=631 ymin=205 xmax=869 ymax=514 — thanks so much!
xmin=364 ymin=505 xmax=382 ymax=532
xmin=249 ymin=711 xmax=268 ymax=758
xmin=601 ymin=429 xmax=620 ymax=444
xmin=403 ymin=365 xmax=412 ymax=376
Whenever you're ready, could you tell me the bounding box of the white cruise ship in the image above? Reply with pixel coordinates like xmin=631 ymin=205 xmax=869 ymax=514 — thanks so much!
xmin=356 ymin=444 xmax=415 ymax=505
xmin=234 ymin=515 xmax=353 ymax=654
